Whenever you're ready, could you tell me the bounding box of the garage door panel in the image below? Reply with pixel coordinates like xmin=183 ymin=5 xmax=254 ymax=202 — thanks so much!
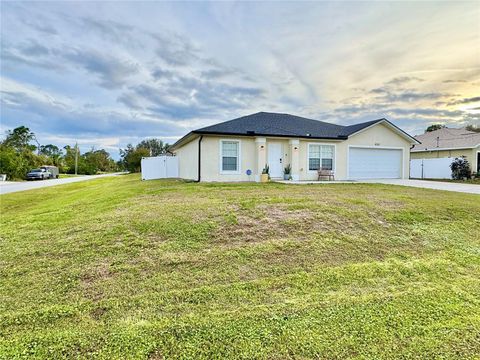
xmin=349 ymin=148 xmax=402 ymax=179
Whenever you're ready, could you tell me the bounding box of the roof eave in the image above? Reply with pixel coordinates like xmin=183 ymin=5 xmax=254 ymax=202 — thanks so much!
xmin=193 ymin=130 xmax=348 ymax=141
xmin=412 ymin=144 xmax=480 ymax=152
xmin=170 ymin=132 xmax=199 ymax=151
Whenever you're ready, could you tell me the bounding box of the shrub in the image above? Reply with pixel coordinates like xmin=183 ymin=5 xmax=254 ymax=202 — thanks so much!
xmin=450 ymin=157 xmax=471 ymax=180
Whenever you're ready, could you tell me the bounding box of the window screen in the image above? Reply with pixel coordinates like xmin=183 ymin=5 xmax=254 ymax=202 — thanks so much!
xmin=309 ymin=145 xmax=334 ymax=171
xmin=222 ymin=141 xmax=239 ymax=171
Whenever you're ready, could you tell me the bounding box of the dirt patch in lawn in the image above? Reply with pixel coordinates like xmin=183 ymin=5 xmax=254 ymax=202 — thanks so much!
xmin=80 ymin=261 xmax=113 ymax=301
xmin=214 ymin=204 xmax=347 ymax=245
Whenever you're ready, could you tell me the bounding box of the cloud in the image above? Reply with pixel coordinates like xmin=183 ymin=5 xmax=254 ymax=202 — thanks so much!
xmin=1 ymin=43 xmax=61 ymax=70
xmin=152 ymin=32 xmax=200 ymax=66
xmin=1 ymin=1 xmax=479 ymax=153
xmin=151 ymin=68 xmax=175 ymax=81
xmin=368 ymin=86 xmax=452 ymax=103
xmin=121 ymin=76 xmax=265 ymax=120
xmin=386 ymin=76 xmax=425 ymax=86
xmin=21 ymin=41 xmax=50 ymax=56
xmin=442 ymin=79 xmax=467 ymax=83
xmin=448 ymin=96 xmax=480 ymax=106
xmin=21 ymin=17 xmax=58 ymax=35
xmin=62 ymin=49 xmax=140 ymax=89
xmin=81 ymin=18 xmax=135 ymax=44
xmin=1 ymin=78 xmax=185 ymax=149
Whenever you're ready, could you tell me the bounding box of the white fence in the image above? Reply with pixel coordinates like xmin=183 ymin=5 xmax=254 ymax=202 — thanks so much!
xmin=141 ymin=156 xmax=179 ymax=180
xmin=410 ymin=158 xmax=453 ymax=179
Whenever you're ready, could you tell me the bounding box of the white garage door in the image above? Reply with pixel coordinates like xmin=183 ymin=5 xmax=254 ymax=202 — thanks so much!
xmin=349 ymin=147 xmax=402 ymax=179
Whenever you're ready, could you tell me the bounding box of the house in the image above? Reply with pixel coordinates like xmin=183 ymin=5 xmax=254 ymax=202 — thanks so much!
xmin=170 ymin=112 xmax=419 ymax=182
xmin=411 ymin=128 xmax=480 ymax=175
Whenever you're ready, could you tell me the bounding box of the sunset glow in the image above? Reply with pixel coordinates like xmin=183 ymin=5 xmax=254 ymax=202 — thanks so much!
xmin=1 ymin=1 xmax=479 ymax=157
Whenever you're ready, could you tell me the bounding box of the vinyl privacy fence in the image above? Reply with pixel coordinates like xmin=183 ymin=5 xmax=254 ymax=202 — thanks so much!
xmin=410 ymin=157 xmax=453 ymax=179
xmin=141 ymin=156 xmax=179 ymax=180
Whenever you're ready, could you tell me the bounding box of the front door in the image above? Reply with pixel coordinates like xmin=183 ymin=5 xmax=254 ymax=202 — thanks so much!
xmin=268 ymin=143 xmax=283 ymax=178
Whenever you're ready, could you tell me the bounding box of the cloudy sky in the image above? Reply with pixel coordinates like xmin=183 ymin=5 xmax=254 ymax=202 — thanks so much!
xmin=1 ymin=1 xmax=479 ymax=158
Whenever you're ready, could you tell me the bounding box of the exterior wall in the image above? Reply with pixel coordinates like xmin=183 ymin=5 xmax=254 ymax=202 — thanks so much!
xmin=411 ymin=148 xmax=479 ymax=173
xmin=297 ymin=139 xmax=339 ymax=180
xmin=175 ymin=137 xmax=199 ymax=180
xmin=298 ymin=123 xmax=412 ymax=180
xmin=200 ymin=135 xmax=257 ymax=182
xmin=174 ymin=123 xmax=414 ymax=181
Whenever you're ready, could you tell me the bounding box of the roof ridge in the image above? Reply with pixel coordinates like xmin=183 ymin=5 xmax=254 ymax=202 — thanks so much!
xmin=260 ymin=111 xmax=346 ymax=128
xmin=343 ymin=118 xmax=386 ymax=128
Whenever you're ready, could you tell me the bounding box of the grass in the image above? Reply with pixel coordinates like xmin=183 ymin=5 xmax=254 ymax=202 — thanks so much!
xmin=59 ymin=174 xmax=85 ymax=178
xmin=1 ymin=174 xmax=479 ymax=359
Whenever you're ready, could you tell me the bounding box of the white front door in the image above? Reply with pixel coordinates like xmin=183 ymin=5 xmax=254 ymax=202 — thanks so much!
xmin=268 ymin=143 xmax=283 ymax=178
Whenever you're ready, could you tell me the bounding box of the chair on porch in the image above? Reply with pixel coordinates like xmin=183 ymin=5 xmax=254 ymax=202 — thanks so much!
xmin=317 ymin=168 xmax=335 ymax=181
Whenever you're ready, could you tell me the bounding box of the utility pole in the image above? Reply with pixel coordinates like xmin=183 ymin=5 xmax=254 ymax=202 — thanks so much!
xmin=74 ymin=142 xmax=79 ymax=175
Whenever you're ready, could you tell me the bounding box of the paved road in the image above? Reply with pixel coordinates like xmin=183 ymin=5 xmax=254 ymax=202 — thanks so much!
xmin=0 ymin=173 xmax=124 ymax=195
xmin=362 ymin=179 xmax=480 ymax=195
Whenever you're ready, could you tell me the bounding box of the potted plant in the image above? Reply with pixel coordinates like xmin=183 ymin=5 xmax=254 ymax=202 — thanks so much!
xmin=260 ymin=164 xmax=269 ymax=183
xmin=283 ymin=164 xmax=292 ymax=180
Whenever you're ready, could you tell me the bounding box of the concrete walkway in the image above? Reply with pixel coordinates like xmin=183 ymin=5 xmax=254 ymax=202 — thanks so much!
xmin=278 ymin=179 xmax=479 ymax=195
xmin=0 ymin=173 xmax=125 ymax=195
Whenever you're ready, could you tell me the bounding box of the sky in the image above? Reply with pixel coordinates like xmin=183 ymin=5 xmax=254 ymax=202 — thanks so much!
xmin=1 ymin=1 xmax=479 ymax=159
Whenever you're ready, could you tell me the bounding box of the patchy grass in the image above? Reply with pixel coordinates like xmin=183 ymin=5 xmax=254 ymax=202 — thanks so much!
xmin=1 ymin=174 xmax=479 ymax=359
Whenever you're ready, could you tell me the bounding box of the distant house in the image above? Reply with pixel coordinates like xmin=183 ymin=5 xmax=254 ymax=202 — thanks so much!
xmin=170 ymin=112 xmax=418 ymax=182
xmin=411 ymin=128 xmax=480 ymax=175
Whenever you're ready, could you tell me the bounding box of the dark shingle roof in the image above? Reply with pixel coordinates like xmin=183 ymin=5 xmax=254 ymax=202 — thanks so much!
xmin=194 ymin=112 xmax=383 ymax=139
xmin=172 ymin=112 xmax=417 ymax=149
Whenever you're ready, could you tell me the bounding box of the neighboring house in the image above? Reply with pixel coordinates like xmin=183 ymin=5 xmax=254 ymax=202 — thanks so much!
xmin=411 ymin=128 xmax=480 ymax=175
xmin=171 ymin=112 xmax=419 ymax=182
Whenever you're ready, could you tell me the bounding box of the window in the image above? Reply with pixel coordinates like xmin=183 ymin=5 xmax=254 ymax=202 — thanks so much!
xmin=221 ymin=140 xmax=240 ymax=173
xmin=309 ymin=144 xmax=334 ymax=171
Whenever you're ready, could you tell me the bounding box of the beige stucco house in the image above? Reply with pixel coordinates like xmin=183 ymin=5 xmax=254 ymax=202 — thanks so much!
xmin=411 ymin=128 xmax=480 ymax=174
xmin=171 ymin=112 xmax=419 ymax=182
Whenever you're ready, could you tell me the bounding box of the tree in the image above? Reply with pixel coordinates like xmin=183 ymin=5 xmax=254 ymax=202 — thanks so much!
xmin=63 ymin=145 xmax=78 ymax=174
xmin=0 ymin=126 xmax=117 ymax=179
xmin=137 ymin=138 xmax=170 ymax=156
xmin=39 ymin=144 xmax=64 ymax=167
xmin=450 ymin=157 xmax=471 ymax=180
xmin=2 ymin=126 xmax=38 ymax=151
xmin=39 ymin=144 xmax=62 ymax=158
xmin=425 ymin=124 xmax=445 ymax=133
xmin=0 ymin=144 xmax=31 ymax=180
xmin=120 ymin=144 xmax=150 ymax=173
xmin=0 ymin=126 xmax=43 ymax=179
xmin=466 ymin=124 xmax=480 ymax=133
xmin=84 ymin=148 xmax=117 ymax=173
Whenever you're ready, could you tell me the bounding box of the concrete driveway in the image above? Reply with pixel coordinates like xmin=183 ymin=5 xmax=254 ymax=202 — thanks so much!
xmin=278 ymin=179 xmax=479 ymax=194
xmin=0 ymin=173 xmax=125 ymax=195
xmin=363 ymin=179 xmax=480 ymax=195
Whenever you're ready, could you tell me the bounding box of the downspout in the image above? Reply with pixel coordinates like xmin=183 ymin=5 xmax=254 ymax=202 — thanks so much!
xmin=196 ymin=135 xmax=203 ymax=182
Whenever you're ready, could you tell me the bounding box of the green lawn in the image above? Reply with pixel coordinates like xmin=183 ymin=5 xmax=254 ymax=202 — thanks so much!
xmin=1 ymin=174 xmax=479 ymax=359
